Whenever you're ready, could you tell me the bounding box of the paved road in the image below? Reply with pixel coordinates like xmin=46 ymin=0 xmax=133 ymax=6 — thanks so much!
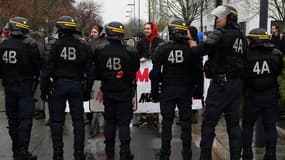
xmin=1 ymin=83 xmax=285 ymax=160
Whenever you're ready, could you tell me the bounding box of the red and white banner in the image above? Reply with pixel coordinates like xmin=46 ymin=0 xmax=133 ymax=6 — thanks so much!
xmin=68 ymin=59 xmax=210 ymax=113
xmin=135 ymin=60 xmax=210 ymax=113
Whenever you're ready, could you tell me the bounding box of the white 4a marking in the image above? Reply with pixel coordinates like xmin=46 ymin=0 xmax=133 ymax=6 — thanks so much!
xmin=253 ymin=60 xmax=271 ymax=75
xmin=233 ymin=38 xmax=243 ymax=54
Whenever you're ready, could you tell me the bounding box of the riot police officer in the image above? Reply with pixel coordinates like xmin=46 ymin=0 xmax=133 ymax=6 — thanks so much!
xmin=242 ymin=28 xmax=283 ymax=160
xmin=150 ymin=20 xmax=198 ymax=160
xmin=0 ymin=17 xmax=40 ymax=160
xmin=93 ymin=22 xmax=139 ymax=160
xmin=190 ymin=5 xmax=247 ymax=160
xmin=40 ymin=16 xmax=94 ymax=160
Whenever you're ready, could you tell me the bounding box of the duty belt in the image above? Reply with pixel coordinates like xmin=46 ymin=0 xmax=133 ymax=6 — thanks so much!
xmin=212 ymin=74 xmax=228 ymax=87
xmin=4 ymin=78 xmax=33 ymax=85
xmin=55 ymin=76 xmax=82 ymax=82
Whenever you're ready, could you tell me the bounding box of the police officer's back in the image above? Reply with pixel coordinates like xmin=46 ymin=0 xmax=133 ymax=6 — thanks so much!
xmin=150 ymin=20 xmax=197 ymax=160
xmin=242 ymin=28 xmax=283 ymax=160
xmin=93 ymin=22 xmax=139 ymax=160
xmin=40 ymin=16 xmax=93 ymax=160
xmin=190 ymin=6 xmax=247 ymax=160
xmin=0 ymin=17 xmax=40 ymax=160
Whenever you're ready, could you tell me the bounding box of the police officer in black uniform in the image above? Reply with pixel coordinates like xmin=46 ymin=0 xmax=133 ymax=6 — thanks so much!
xmin=0 ymin=17 xmax=40 ymax=160
xmin=242 ymin=28 xmax=283 ymax=160
xmin=93 ymin=22 xmax=139 ymax=160
xmin=40 ymin=16 xmax=94 ymax=160
xmin=150 ymin=19 xmax=198 ymax=160
xmin=190 ymin=5 xmax=247 ymax=160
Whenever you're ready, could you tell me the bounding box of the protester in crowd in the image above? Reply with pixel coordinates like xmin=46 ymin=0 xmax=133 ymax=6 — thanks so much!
xmin=270 ymin=25 xmax=284 ymax=54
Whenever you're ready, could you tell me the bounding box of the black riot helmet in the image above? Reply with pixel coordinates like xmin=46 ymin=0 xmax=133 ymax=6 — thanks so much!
xmin=56 ymin=16 xmax=81 ymax=35
xmin=247 ymin=28 xmax=271 ymax=47
xmin=8 ymin=17 xmax=30 ymax=36
xmin=168 ymin=19 xmax=189 ymax=41
xmin=105 ymin=22 xmax=125 ymax=40
xmin=209 ymin=5 xmax=239 ymax=29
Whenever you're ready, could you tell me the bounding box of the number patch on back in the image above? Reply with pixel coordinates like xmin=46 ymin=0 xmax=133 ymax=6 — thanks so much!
xmin=106 ymin=57 xmax=121 ymax=70
xmin=2 ymin=50 xmax=17 ymax=64
xmin=60 ymin=47 xmax=77 ymax=60
xmin=253 ymin=60 xmax=271 ymax=75
xmin=168 ymin=50 xmax=184 ymax=63
xmin=233 ymin=38 xmax=243 ymax=54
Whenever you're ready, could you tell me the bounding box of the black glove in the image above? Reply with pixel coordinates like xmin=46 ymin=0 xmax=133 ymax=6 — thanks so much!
xmin=131 ymin=81 xmax=137 ymax=97
xmin=193 ymin=86 xmax=203 ymax=99
xmin=40 ymin=92 xmax=49 ymax=102
xmin=83 ymin=90 xmax=91 ymax=102
xmin=151 ymin=90 xmax=160 ymax=103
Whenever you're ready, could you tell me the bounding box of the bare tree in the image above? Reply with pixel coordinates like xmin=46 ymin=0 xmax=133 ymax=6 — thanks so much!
xmin=0 ymin=0 xmax=78 ymax=33
xmin=268 ymin=0 xmax=285 ymax=31
xmin=149 ymin=0 xmax=216 ymax=27
xmin=229 ymin=0 xmax=285 ymax=31
xmin=162 ymin=0 xmax=202 ymax=25
xmin=0 ymin=0 xmax=35 ymax=24
xmin=124 ymin=18 xmax=146 ymax=36
xmin=75 ymin=0 xmax=102 ymax=35
xmin=149 ymin=0 xmax=169 ymax=31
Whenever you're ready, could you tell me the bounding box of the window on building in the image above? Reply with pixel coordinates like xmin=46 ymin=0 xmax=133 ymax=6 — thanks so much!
xmin=239 ymin=22 xmax=246 ymax=34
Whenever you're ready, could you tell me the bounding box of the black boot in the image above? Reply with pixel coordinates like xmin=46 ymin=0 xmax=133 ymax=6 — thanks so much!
xmin=263 ymin=150 xmax=276 ymax=160
xmin=182 ymin=151 xmax=192 ymax=160
xmin=159 ymin=154 xmax=169 ymax=160
xmin=12 ymin=143 xmax=18 ymax=160
xmin=120 ymin=143 xmax=134 ymax=160
xmin=242 ymin=148 xmax=253 ymax=160
xmin=53 ymin=145 xmax=63 ymax=160
xmin=106 ymin=151 xmax=115 ymax=160
xmin=105 ymin=143 xmax=115 ymax=160
xmin=159 ymin=148 xmax=170 ymax=160
xmin=105 ymin=140 xmax=115 ymax=160
xmin=74 ymin=150 xmax=85 ymax=160
xmin=199 ymin=150 xmax=211 ymax=160
xmin=8 ymin=125 xmax=19 ymax=159
xmin=15 ymin=147 xmax=37 ymax=160
xmin=230 ymin=154 xmax=241 ymax=160
xmin=182 ymin=145 xmax=192 ymax=160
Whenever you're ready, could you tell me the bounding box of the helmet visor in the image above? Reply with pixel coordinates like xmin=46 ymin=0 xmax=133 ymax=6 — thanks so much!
xmin=208 ymin=5 xmax=231 ymax=20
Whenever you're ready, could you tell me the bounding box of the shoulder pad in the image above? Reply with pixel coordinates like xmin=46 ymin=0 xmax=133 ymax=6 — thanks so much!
xmin=79 ymin=38 xmax=88 ymax=45
xmin=125 ymin=45 xmax=138 ymax=53
xmin=79 ymin=39 xmax=91 ymax=48
xmin=0 ymin=38 xmax=8 ymax=44
xmin=96 ymin=40 xmax=110 ymax=51
xmin=262 ymin=42 xmax=275 ymax=49
xmin=23 ymin=35 xmax=37 ymax=47
xmin=204 ymin=29 xmax=224 ymax=46
xmin=155 ymin=37 xmax=164 ymax=43
xmin=272 ymin=48 xmax=282 ymax=56
xmin=156 ymin=41 xmax=169 ymax=49
xmin=48 ymin=38 xmax=57 ymax=46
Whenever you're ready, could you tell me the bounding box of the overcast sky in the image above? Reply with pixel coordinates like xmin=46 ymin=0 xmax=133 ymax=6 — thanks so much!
xmin=77 ymin=0 xmax=148 ymax=24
